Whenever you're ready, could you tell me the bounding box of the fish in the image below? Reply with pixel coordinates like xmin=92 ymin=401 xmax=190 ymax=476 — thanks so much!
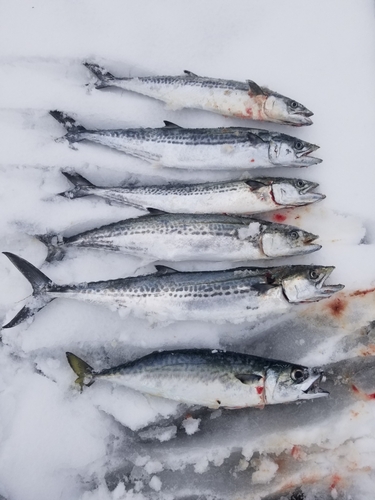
xmin=66 ymin=348 xmax=327 ymax=409
xmin=2 ymin=254 xmax=344 ymax=328
xmin=49 ymin=111 xmax=322 ymax=170
xmin=84 ymin=63 xmax=314 ymax=127
xmin=60 ymin=171 xmax=325 ymax=215
xmin=36 ymin=212 xmax=321 ymax=263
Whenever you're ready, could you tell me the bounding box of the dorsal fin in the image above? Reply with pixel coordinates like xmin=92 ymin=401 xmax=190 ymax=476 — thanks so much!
xmin=184 ymin=70 xmax=199 ymax=78
xmin=163 ymin=120 xmax=183 ymax=129
xmin=247 ymin=80 xmax=266 ymax=96
xmin=247 ymin=132 xmax=266 ymax=144
xmin=235 ymin=374 xmax=263 ymax=385
xmin=154 ymin=265 xmax=178 ymax=275
xmin=146 ymin=208 xmax=169 ymax=215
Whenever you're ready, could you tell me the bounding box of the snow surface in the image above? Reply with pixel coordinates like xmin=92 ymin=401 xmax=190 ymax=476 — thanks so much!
xmin=0 ymin=1 xmax=375 ymax=499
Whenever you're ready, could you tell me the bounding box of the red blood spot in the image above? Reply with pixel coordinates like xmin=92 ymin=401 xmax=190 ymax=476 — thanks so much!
xmin=330 ymin=474 xmax=341 ymax=490
xmin=368 ymin=393 xmax=375 ymax=399
xmin=273 ymin=213 xmax=287 ymax=223
xmin=256 ymin=386 xmax=263 ymax=395
xmin=246 ymin=107 xmax=253 ymax=118
xmin=250 ymin=159 xmax=255 ymax=162
xmin=326 ymin=297 xmax=347 ymax=317
xmin=351 ymin=384 xmax=359 ymax=393
xmin=350 ymin=287 xmax=375 ymax=297
xmin=291 ymin=445 xmax=301 ymax=459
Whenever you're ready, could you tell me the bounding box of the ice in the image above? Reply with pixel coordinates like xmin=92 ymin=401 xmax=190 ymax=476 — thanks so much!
xmin=0 ymin=1 xmax=375 ymax=499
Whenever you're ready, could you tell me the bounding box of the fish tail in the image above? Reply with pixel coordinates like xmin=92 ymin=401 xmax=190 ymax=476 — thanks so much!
xmin=58 ymin=171 xmax=94 ymax=199
xmin=35 ymin=234 xmax=65 ymax=262
xmin=2 ymin=252 xmax=55 ymax=328
xmin=84 ymin=62 xmax=117 ymax=89
xmin=66 ymin=352 xmax=95 ymax=390
xmin=49 ymin=110 xmax=86 ymax=143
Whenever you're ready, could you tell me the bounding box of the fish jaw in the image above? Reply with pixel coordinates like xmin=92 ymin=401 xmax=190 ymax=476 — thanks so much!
xmin=260 ymin=228 xmax=321 ymax=258
xmin=268 ymin=140 xmax=322 ymax=168
xmin=282 ymin=266 xmax=345 ymax=303
xmin=271 ymin=181 xmax=325 ymax=207
xmin=264 ymin=94 xmax=314 ymax=126
xmin=265 ymin=366 xmax=328 ymax=404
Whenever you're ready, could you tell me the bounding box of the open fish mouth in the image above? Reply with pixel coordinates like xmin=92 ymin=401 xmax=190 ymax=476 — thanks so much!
xmin=301 ymin=234 xmax=321 ymax=254
xmin=291 ymin=109 xmax=314 ymax=126
xmin=295 ymin=144 xmax=322 ymax=166
xmin=299 ymin=182 xmax=326 ymax=203
xmin=304 ymin=267 xmax=345 ymax=301
xmin=296 ymin=143 xmax=320 ymax=158
xmin=301 ymin=372 xmax=329 ymax=399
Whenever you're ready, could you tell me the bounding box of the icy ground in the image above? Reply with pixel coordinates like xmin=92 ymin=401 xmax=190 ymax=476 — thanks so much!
xmin=0 ymin=1 xmax=375 ymax=499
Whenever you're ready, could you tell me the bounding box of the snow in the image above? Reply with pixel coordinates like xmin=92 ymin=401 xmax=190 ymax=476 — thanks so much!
xmin=0 ymin=1 xmax=375 ymax=499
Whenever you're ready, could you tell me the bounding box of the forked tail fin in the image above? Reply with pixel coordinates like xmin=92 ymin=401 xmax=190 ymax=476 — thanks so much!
xmin=2 ymin=252 xmax=55 ymax=328
xmin=84 ymin=62 xmax=117 ymax=89
xmin=35 ymin=234 xmax=66 ymax=262
xmin=58 ymin=171 xmax=95 ymax=199
xmin=49 ymin=110 xmax=87 ymax=144
xmin=66 ymin=352 xmax=95 ymax=390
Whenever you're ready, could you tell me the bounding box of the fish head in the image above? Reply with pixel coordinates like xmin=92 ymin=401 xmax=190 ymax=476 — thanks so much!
xmin=264 ymin=94 xmax=314 ymax=126
xmin=260 ymin=223 xmax=321 ymax=258
xmin=265 ymin=362 xmax=328 ymax=404
xmin=281 ymin=266 xmax=345 ymax=303
xmin=268 ymin=135 xmax=322 ymax=167
xmin=271 ymin=178 xmax=325 ymax=207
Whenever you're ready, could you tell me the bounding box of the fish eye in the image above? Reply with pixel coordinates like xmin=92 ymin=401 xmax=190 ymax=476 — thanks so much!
xmin=309 ymin=270 xmax=319 ymax=280
xmin=296 ymin=180 xmax=306 ymax=188
xmin=290 ymin=101 xmax=298 ymax=109
xmin=291 ymin=368 xmax=305 ymax=382
xmin=289 ymin=230 xmax=299 ymax=240
xmin=294 ymin=141 xmax=304 ymax=151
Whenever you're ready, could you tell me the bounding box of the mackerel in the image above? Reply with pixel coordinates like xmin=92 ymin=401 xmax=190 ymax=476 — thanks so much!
xmin=66 ymin=349 xmax=327 ymax=409
xmin=50 ymin=111 xmax=321 ymax=170
xmin=85 ymin=63 xmax=314 ymax=127
xmin=36 ymin=213 xmax=321 ymax=263
xmin=60 ymin=172 xmax=325 ymax=214
xmin=2 ymin=255 xmax=344 ymax=328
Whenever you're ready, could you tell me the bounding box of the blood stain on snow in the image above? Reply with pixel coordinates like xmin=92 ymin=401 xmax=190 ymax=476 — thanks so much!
xmin=326 ymin=297 xmax=347 ymax=318
xmin=291 ymin=445 xmax=303 ymax=460
xmin=350 ymin=287 xmax=375 ymax=297
xmin=256 ymin=386 xmax=263 ymax=395
xmin=330 ymin=473 xmax=341 ymax=490
xmin=273 ymin=213 xmax=287 ymax=223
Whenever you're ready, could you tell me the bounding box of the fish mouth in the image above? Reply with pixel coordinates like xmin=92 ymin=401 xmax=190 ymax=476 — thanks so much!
xmin=295 ymin=144 xmax=322 ymax=166
xmin=305 ymin=267 xmax=345 ymax=301
xmin=301 ymin=233 xmax=321 ymax=254
xmin=299 ymin=181 xmax=325 ymax=203
xmin=289 ymin=111 xmax=313 ymax=126
xmin=300 ymin=371 xmax=329 ymax=399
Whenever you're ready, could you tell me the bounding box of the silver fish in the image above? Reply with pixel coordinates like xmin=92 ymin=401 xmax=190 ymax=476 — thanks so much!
xmin=60 ymin=172 xmax=325 ymax=215
xmin=36 ymin=213 xmax=321 ymax=263
xmin=49 ymin=111 xmax=321 ymax=170
xmin=84 ymin=63 xmax=314 ymax=127
xmin=2 ymin=254 xmax=344 ymax=328
xmin=66 ymin=348 xmax=327 ymax=409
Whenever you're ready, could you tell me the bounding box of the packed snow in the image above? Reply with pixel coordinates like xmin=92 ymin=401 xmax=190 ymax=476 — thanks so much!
xmin=0 ymin=1 xmax=375 ymax=499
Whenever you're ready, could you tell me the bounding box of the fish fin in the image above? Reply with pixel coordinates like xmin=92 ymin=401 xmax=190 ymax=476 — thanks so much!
xmin=84 ymin=62 xmax=117 ymax=89
xmin=247 ymin=80 xmax=266 ymax=96
xmin=66 ymin=352 xmax=95 ymax=390
xmin=59 ymin=171 xmax=94 ymax=199
xmin=183 ymin=70 xmax=199 ymax=78
xmin=2 ymin=252 xmax=55 ymax=328
xmin=49 ymin=111 xmax=86 ymax=132
xmin=243 ymin=179 xmax=265 ymax=190
xmin=235 ymin=373 xmax=263 ymax=385
xmin=247 ymin=132 xmax=267 ymax=144
xmin=35 ymin=234 xmax=65 ymax=263
xmin=146 ymin=208 xmax=169 ymax=215
xmin=251 ymin=283 xmax=278 ymax=295
xmin=154 ymin=265 xmax=178 ymax=275
xmin=163 ymin=120 xmax=183 ymax=129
